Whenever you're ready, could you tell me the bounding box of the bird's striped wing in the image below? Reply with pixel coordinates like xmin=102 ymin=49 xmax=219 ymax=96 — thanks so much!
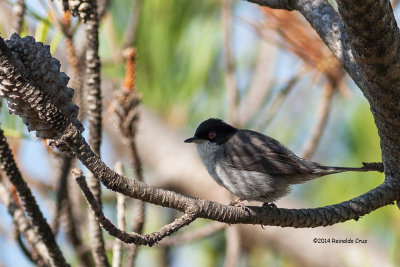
xmin=223 ymin=130 xmax=316 ymax=175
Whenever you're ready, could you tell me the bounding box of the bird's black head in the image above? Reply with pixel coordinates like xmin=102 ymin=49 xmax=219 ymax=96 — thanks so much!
xmin=185 ymin=118 xmax=237 ymax=145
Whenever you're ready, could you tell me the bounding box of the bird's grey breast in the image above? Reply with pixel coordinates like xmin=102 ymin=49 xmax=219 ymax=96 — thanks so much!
xmin=196 ymin=141 xmax=226 ymax=186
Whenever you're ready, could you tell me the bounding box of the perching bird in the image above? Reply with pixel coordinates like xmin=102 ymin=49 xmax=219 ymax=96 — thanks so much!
xmin=185 ymin=118 xmax=382 ymax=206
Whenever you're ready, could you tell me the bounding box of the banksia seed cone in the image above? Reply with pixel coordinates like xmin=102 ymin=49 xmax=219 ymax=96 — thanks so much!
xmin=0 ymin=33 xmax=83 ymax=139
xmin=114 ymin=90 xmax=140 ymax=138
xmin=114 ymin=47 xmax=141 ymax=138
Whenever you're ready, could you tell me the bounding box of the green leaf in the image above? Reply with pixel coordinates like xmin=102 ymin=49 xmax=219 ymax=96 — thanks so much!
xmin=35 ymin=14 xmax=50 ymax=43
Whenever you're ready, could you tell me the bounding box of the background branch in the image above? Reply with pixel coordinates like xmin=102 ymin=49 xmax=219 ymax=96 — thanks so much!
xmin=112 ymin=162 xmax=126 ymax=267
xmin=0 ymin=128 xmax=67 ymax=267
xmin=79 ymin=1 xmax=109 ymax=266
xmin=301 ymin=83 xmax=334 ymax=159
xmin=0 ymin=181 xmax=46 ymax=265
xmin=222 ymin=0 xmax=239 ymax=126
xmin=51 ymin=156 xmax=72 ymax=235
xmin=12 ymin=0 xmax=25 ymax=34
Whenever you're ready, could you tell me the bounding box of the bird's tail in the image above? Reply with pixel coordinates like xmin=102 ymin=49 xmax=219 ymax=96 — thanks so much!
xmin=316 ymin=162 xmax=384 ymax=174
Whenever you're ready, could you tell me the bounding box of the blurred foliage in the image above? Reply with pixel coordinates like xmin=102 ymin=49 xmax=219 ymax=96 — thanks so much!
xmin=0 ymin=99 xmax=28 ymax=139
xmin=102 ymin=0 xmax=224 ymax=122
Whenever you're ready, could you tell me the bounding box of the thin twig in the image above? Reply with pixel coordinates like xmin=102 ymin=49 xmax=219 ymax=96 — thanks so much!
xmin=15 ymin=230 xmax=35 ymax=263
xmin=73 ymin=169 xmax=198 ymax=246
xmin=224 ymin=225 xmax=241 ymax=267
xmin=64 ymin=185 xmax=93 ymax=267
xmin=61 ymin=10 xmax=86 ymax=121
xmin=301 ymin=83 xmax=335 ymax=159
xmin=22 ymin=175 xmax=54 ymax=194
xmin=112 ymin=162 xmax=126 ymax=267
xmin=51 ymin=157 xmax=72 ymax=235
xmin=239 ymin=42 xmax=276 ymax=125
xmin=157 ymin=222 xmax=226 ymax=247
xmin=83 ymin=2 xmax=109 ymax=266
xmin=97 ymin=0 xmax=111 ymax=20
xmin=0 ymin=182 xmax=44 ymax=265
xmin=255 ymin=74 xmax=301 ymax=131
xmin=222 ymin=0 xmax=239 ymax=126
xmin=122 ymin=0 xmax=141 ymax=49
xmin=0 ymin=128 xmax=68 ymax=267
xmin=12 ymin=0 xmax=25 ymax=34
xmin=116 ymin=47 xmax=146 ymax=266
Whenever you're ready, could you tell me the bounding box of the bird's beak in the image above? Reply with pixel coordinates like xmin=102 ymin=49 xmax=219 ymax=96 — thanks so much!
xmin=184 ymin=137 xmax=201 ymax=143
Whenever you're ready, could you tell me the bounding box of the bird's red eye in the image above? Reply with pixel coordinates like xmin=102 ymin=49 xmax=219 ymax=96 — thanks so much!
xmin=208 ymin=131 xmax=216 ymax=140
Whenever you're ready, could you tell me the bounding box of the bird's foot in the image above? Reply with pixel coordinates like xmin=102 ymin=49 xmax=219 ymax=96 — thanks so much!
xmin=262 ymin=202 xmax=277 ymax=209
xmin=229 ymin=198 xmax=244 ymax=206
xmin=229 ymin=198 xmax=249 ymax=212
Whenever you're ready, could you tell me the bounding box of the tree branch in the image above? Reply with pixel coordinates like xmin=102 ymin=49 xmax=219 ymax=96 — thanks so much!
xmin=248 ymin=0 xmax=400 ymax=178
xmin=0 ymin=128 xmax=68 ymax=267
xmin=112 ymin=162 xmax=126 ymax=267
xmin=73 ymin=169 xmax=198 ymax=246
xmin=334 ymin=0 xmax=400 ymax=175
xmin=76 ymin=1 xmax=109 ymax=266
xmin=51 ymin=157 xmax=72 ymax=235
xmin=0 ymin=181 xmax=46 ymax=265
xmin=115 ymin=46 xmax=146 ymax=266
xmin=301 ymin=83 xmax=334 ymax=159
xmin=64 ymin=183 xmax=94 ymax=267
xmin=12 ymin=0 xmax=25 ymax=34
xmin=222 ymin=0 xmax=239 ymax=126
xmin=224 ymin=225 xmax=241 ymax=267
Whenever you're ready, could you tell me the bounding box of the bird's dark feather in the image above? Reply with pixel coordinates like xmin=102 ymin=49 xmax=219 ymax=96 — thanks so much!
xmin=223 ymin=130 xmax=319 ymax=175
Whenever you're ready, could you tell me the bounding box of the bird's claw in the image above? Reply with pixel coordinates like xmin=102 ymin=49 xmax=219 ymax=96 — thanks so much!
xmin=262 ymin=202 xmax=277 ymax=209
xmin=229 ymin=198 xmax=250 ymax=213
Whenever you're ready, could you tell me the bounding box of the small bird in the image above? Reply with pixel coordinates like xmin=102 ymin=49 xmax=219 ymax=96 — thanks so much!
xmin=185 ymin=118 xmax=382 ymax=206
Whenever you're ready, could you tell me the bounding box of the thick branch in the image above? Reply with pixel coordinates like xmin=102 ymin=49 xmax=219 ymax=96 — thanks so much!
xmin=248 ymin=0 xmax=400 ymax=179
xmin=334 ymin=0 xmax=400 ymax=176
